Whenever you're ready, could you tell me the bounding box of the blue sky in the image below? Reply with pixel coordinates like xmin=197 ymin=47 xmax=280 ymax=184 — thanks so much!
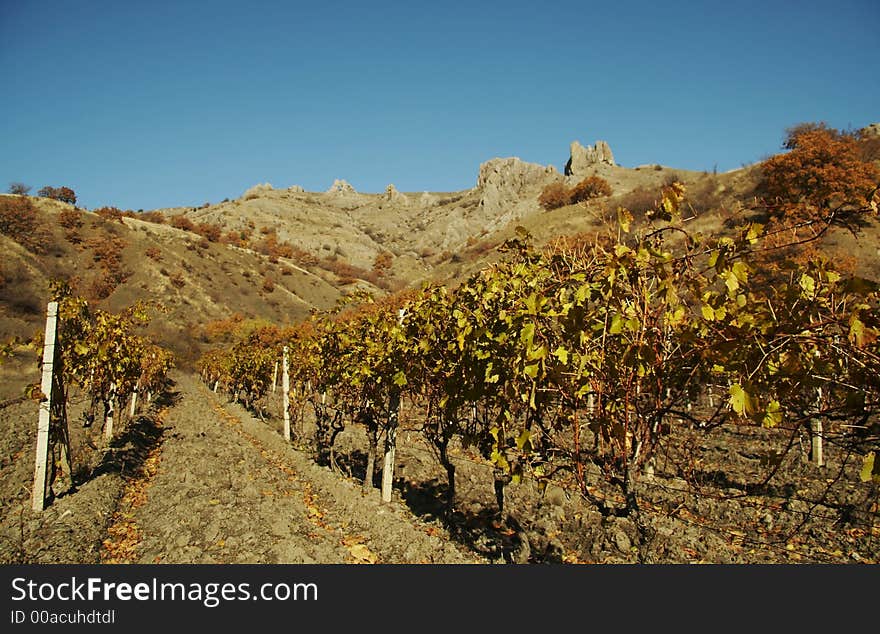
xmin=1 ymin=0 xmax=878 ymax=210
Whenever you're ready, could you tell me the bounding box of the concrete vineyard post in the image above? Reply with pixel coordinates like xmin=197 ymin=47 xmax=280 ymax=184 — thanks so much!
xmin=812 ymin=387 xmax=824 ymax=467
xmin=104 ymin=383 xmax=116 ymax=443
xmin=381 ymin=307 xmax=406 ymax=503
xmin=31 ymin=302 xmax=59 ymax=512
xmin=282 ymin=346 xmax=290 ymax=442
xmin=382 ymin=394 xmax=399 ymax=503
xmin=129 ymin=382 xmax=139 ymax=418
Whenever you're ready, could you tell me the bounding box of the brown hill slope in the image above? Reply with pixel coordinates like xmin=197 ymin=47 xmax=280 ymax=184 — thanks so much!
xmin=3 ymin=132 xmax=879 ymax=366
xmin=0 ymin=195 xmax=341 ymax=364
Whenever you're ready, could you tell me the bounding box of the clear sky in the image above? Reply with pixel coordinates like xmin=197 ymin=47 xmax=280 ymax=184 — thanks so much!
xmin=1 ymin=0 xmax=878 ymax=210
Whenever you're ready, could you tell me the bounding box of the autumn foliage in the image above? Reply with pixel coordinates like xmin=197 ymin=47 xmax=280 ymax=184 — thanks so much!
xmin=760 ymin=125 xmax=879 ymax=223
xmin=95 ymin=206 xmax=125 ymax=223
xmin=170 ymin=215 xmax=195 ymax=231
xmin=539 ymin=176 xmax=613 ymax=210
xmin=37 ymin=186 xmax=77 ymax=205
xmin=0 ymin=196 xmax=50 ymax=254
xmin=537 ymin=182 xmax=570 ymax=210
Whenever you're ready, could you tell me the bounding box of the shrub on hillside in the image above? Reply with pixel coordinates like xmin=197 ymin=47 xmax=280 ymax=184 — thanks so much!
xmin=59 ymin=208 xmax=84 ymax=245
xmin=0 ymin=196 xmax=50 ymax=254
xmin=195 ymin=222 xmax=222 ymax=242
xmin=261 ymin=275 xmax=275 ymax=293
xmin=539 ymin=176 xmax=613 ymax=210
xmin=170 ymin=215 xmax=195 ymax=232
xmin=538 ymin=182 xmax=570 ymax=210
xmin=95 ymin=206 xmax=124 ymax=223
xmin=568 ymin=176 xmax=613 ymax=204
xmin=7 ymin=182 xmax=30 ymax=195
xmin=37 ymin=186 xmax=77 ymax=205
xmin=59 ymin=208 xmax=84 ymax=230
xmin=616 ymin=187 xmax=657 ymax=219
xmin=139 ymin=211 xmax=166 ymax=224
xmin=372 ymin=251 xmax=393 ymax=276
xmin=760 ymin=123 xmax=880 ymax=221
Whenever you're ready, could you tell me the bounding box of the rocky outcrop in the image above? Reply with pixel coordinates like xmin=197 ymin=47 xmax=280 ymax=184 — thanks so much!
xmin=861 ymin=123 xmax=880 ymax=139
xmin=287 ymin=185 xmax=305 ymax=193
xmin=242 ymin=183 xmax=273 ymax=199
xmin=326 ymin=179 xmax=356 ymax=195
xmin=476 ymin=157 xmax=559 ymax=219
xmin=384 ymin=184 xmax=408 ymax=205
xmin=477 ymin=157 xmax=557 ymax=190
xmin=565 ymin=140 xmax=615 ymax=177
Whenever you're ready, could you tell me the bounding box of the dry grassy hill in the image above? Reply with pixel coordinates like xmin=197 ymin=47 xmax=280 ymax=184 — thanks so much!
xmin=2 ymin=132 xmax=879 ymax=366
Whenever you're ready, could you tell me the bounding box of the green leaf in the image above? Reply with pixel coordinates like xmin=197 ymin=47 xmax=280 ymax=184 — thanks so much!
xmin=723 ymin=271 xmax=739 ymax=295
xmin=523 ymin=362 xmax=539 ymax=379
xmin=746 ymin=222 xmax=763 ymax=244
xmin=849 ymin=317 xmax=866 ymax=348
xmin=552 ymin=346 xmax=569 ymax=365
xmin=701 ymin=304 xmax=715 ymax=321
xmin=762 ymin=400 xmax=782 ymax=428
xmin=860 ymin=452 xmax=878 ymax=483
xmin=516 ymin=429 xmax=531 ymax=451
xmin=729 ymin=383 xmax=755 ymax=416
xmin=392 ymin=370 xmax=407 ymax=387
xmin=609 ymin=314 xmax=624 ymax=334
xmin=799 ymin=273 xmax=816 ymax=298
xmin=617 ymin=207 xmax=633 ymax=234
xmin=520 ymin=322 xmax=535 ymax=348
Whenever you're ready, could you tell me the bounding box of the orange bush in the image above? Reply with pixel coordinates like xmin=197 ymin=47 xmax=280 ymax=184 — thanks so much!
xmin=569 ymin=176 xmax=613 ymax=204
xmin=59 ymin=208 xmax=83 ymax=229
xmin=95 ymin=206 xmax=124 ymax=223
xmin=538 ymin=182 xmax=570 ymax=210
xmin=195 ymin=222 xmax=222 ymax=242
xmin=372 ymin=251 xmax=392 ymax=276
xmin=139 ymin=211 xmax=166 ymax=224
xmin=539 ymin=177 xmax=612 ymax=210
xmin=170 ymin=215 xmax=195 ymax=231
xmin=760 ymin=125 xmax=879 ymax=219
xmin=0 ymin=196 xmax=50 ymax=254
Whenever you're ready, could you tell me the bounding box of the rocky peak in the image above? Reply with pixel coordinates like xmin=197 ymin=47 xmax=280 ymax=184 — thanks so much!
xmin=242 ymin=182 xmax=273 ymax=199
xmin=476 ymin=157 xmax=558 ymax=217
xmin=477 ymin=157 xmax=558 ymax=191
xmin=565 ymin=140 xmax=615 ymax=177
xmin=384 ymin=184 xmax=408 ymax=204
xmin=861 ymin=123 xmax=880 ymax=139
xmin=326 ymin=179 xmax=356 ymax=195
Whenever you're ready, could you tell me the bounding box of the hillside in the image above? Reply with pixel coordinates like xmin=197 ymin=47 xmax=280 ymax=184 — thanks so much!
xmin=3 ymin=133 xmax=880 ymax=366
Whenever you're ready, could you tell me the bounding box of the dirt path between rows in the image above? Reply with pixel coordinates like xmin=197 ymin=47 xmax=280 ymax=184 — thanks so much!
xmin=103 ymin=372 xmax=479 ymax=564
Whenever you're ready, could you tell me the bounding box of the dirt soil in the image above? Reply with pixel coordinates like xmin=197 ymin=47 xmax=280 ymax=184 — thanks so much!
xmin=1 ymin=359 xmax=878 ymax=565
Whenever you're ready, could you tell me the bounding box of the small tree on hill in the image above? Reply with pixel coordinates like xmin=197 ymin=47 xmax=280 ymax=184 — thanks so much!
xmin=760 ymin=124 xmax=879 ymax=223
xmin=37 ymin=185 xmax=77 ymax=205
xmin=8 ymin=182 xmax=31 ymax=195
